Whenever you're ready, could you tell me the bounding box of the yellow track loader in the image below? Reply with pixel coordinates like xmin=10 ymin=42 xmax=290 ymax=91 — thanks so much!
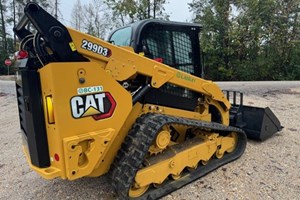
xmin=13 ymin=3 xmax=282 ymax=199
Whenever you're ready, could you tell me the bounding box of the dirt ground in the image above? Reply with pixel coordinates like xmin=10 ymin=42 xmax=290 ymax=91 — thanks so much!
xmin=0 ymin=79 xmax=299 ymax=200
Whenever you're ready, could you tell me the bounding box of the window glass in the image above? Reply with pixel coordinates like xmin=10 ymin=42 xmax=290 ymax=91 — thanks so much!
xmin=145 ymin=30 xmax=173 ymax=66
xmin=173 ymin=32 xmax=194 ymax=74
xmin=110 ymin=26 xmax=132 ymax=46
xmin=143 ymin=28 xmax=194 ymax=73
xmin=142 ymin=27 xmax=196 ymax=98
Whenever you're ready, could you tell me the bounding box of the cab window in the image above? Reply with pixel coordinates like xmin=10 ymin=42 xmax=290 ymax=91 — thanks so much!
xmin=143 ymin=28 xmax=194 ymax=74
xmin=110 ymin=26 xmax=132 ymax=46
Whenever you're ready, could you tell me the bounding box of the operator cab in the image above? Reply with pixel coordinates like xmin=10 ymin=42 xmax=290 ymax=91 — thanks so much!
xmin=108 ymin=20 xmax=203 ymax=111
xmin=108 ymin=19 xmax=202 ymax=77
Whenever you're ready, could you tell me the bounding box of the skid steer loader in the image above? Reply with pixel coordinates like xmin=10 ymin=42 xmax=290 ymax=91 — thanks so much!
xmin=13 ymin=3 xmax=282 ymax=199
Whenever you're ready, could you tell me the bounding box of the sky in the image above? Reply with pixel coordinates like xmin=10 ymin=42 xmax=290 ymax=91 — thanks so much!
xmin=164 ymin=0 xmax=193 ymax=22
xmin=59 ymin=0 xmax=193 ymax=26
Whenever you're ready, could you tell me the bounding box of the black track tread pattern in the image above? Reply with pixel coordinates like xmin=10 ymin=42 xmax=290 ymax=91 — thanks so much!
xmin=108 ymin=113 xmax=247 ymax=200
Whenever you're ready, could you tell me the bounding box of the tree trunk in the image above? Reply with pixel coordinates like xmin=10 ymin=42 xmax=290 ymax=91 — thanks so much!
xmin=220 ymin=1 xmax=230 ymax=69
xmin=13 ymin=0 xmax=16 ymax=49
xmin=0 ymin=0 xmax=7 ymax=55
xmin=147 ymin=0 xmax=150 ymax=18
xmin=153 ymin=0 xmax=157 ymax=18
xmin=284 ymin=4 xmax=299 ymax=76
xmin=55 ymin=0 xmax=58 ymax=19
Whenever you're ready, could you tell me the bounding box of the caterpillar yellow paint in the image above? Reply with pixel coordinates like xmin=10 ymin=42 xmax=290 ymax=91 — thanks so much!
xmin=13 ymin=2 xmax=282 ymax=199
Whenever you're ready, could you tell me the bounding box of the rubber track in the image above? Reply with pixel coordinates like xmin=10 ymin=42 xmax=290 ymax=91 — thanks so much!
xmin=109 ymin=113 xmax=247 ymax=200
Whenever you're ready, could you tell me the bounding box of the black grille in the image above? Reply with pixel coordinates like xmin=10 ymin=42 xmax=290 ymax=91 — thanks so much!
xmin=16 ymin=83 xmax=27 ymax=136
xmin=17 ymin=69 xmax=50 ymax=168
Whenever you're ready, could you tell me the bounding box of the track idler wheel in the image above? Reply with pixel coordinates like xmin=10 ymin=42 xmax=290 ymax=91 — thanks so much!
xmin=171 ymin=172 xmax=183 ymax=180
xmin=215 ymin=132 xmax=238 ymax=159
xmin=129 ymin=183 xmax=149 ymax=198
xmin=187 ymin=163 xmax=198 ymax=172
xmin=226 ymin=132 xmax=238 ymax=153
xmin=153 ymin=179 xmax=167 ymax=188
xmin=149 ymin=127 xmax=171 ymax=155
xmin=215 ymin=148 xmax=224 ymax=159
xmin=201 ymin=160 xmax=208 ymax=165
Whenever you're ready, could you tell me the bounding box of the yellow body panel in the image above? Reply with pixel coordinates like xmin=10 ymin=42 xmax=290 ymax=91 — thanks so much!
xmin=23 ymin=146 xmax=61 ymax=179
xmin=24 ymin=27 xmax=231 ymax=180
xmin=38 ymin=62 xmax=132 ymax=178
xmin=68 ymin=28 xmax=231 ymax=110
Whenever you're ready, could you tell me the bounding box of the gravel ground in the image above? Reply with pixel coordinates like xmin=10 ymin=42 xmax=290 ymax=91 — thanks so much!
xmin=0 ymin=80 xmax=300 ymax=200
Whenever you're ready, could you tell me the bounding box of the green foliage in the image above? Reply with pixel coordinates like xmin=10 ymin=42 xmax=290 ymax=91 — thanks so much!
xmin=0 ymin=0 xmax=299 ymax=81
xmin=104 ymin=0 xmax=169 ymax=26
xmin=190 ymin=0 xmax=300 ymax=81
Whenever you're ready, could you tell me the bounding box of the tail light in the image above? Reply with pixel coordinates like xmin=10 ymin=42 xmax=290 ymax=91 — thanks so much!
xmin=16 ymin=50 xmax=29 ymax=59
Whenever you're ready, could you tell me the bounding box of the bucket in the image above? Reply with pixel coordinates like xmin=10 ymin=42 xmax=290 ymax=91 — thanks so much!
xmin=241 ymin=106 xmax=283 ymax=141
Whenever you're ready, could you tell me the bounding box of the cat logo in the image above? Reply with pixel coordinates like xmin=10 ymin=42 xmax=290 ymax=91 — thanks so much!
xmin=70 ymin=92 xmax=116 ymax=120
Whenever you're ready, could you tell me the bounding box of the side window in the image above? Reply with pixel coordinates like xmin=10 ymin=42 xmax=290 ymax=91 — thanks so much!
xmin=173 ymin=32 xmax=194 ymax=74
xmin=110 ymin=27 xmax=132 ymax=46
xmin=142 ymin=27 xmax=196 ymax=99
xmin=143 ymin=29 xmax=194 ymax=74
xmin=144 ymin=29 xmax=173 ymax=66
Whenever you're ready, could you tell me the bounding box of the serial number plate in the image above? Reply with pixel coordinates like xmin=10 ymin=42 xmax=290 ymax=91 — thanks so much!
xmin=81 ymin=39 xmax=111 ymax=57
xmin=77 ymin=86 xmax=103 ymax=95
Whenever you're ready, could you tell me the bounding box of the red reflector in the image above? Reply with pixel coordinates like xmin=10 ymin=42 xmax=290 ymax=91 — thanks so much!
xmin=154 ymin=57 xmax=163 ymax=63
xmin=54 ymin=153 xmax=60 ymax=161
xmin=17 ymin=50 xmax=28 ymax=59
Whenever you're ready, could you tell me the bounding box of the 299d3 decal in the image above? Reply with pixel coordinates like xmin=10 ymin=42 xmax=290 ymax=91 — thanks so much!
xmin=81 ymin=39 xmax=111 ymax=57
xmin=70 ymin=92 xmax=116 ymax=120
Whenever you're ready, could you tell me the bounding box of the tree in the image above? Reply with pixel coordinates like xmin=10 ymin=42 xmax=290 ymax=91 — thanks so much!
xmin=70 ymin=0 xmax=84 ymax=31
xmin=189 ymin=0 xmax=236 ymax=80
xmin=233 ymin=0 xmax=300 ymax=80
xmin=0 ymin=0 xmax=14 ymax=76
xmin=104 ymin=0 xmax=169 ymax=26
xmin=82 ymin=0 xmax=110 ymax=38
xmin=0 ymin=0 xmax=8 ymax=55
xmin=189 ymin=0 xmax=300 ymax=81
xmin=269 ymin=0 xmax=300 ymax=79
xmin=69 ymin=0 xmax=111 ymax=39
